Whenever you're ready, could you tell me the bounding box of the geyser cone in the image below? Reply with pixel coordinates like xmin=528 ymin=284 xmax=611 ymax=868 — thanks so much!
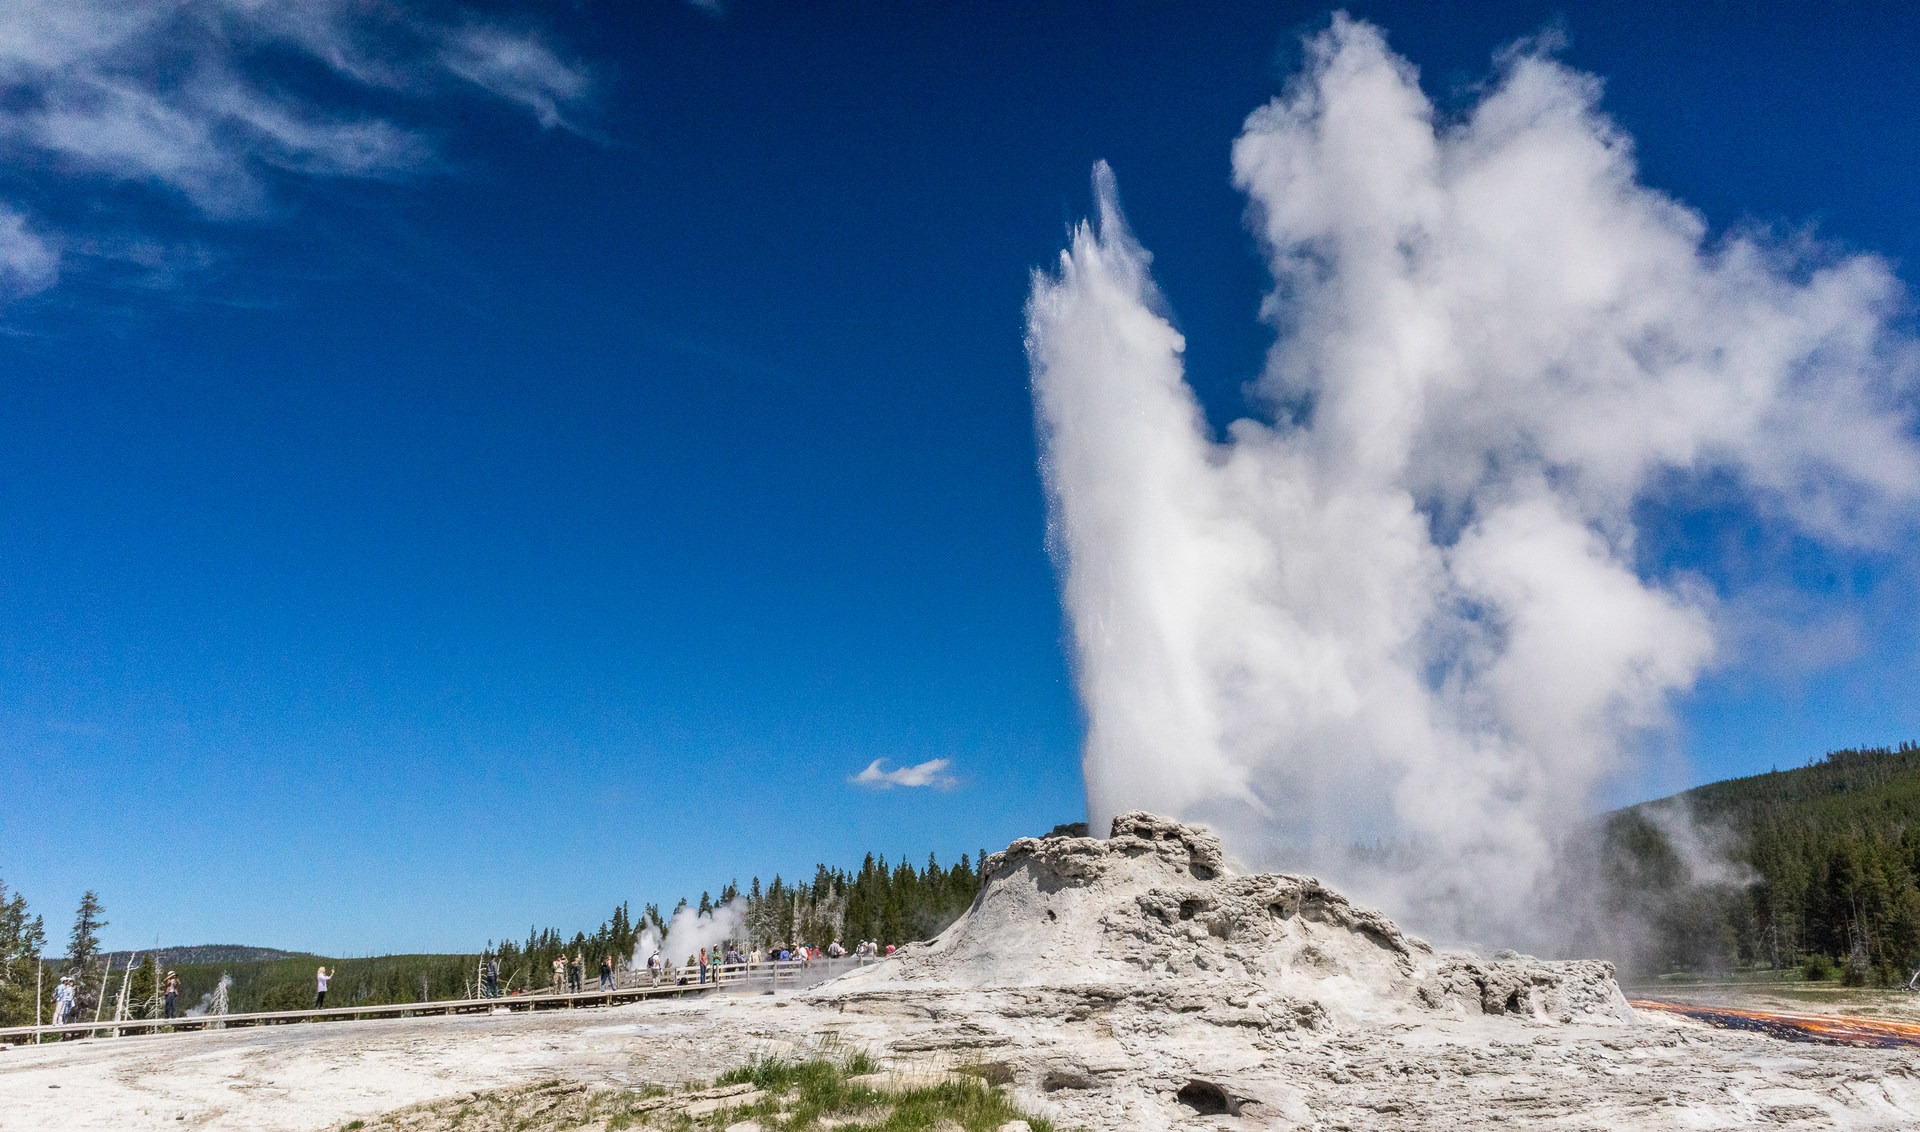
xmin=816 ymin=813 xmax=1633 ymax=1029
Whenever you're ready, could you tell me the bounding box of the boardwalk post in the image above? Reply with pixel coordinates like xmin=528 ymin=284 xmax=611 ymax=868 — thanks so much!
xmin=34 ymin=960 xmax=42 ymax=1043
xmin=92 ymin=955 xmax=114 ymax=1029
xmin=113 ymin=955 xmax=135 ymax=1033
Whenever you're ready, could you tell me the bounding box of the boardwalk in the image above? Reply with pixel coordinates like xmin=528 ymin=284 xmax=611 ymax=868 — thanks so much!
xmin=0 ymin=956 xmax=868 ymax=1045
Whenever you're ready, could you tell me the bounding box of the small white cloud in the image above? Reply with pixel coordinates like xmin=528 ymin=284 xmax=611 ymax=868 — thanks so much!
xmin=851 ymin=757 xmax=957 ymax=790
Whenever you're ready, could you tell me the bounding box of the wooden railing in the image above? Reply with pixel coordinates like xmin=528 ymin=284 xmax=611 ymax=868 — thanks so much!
xmin=0 ymin=956 xmax=876 ymax=1044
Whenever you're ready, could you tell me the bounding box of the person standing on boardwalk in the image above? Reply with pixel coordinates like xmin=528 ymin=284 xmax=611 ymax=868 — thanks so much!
xmin=314 ymin=966 xmax=332 ymax=1009
xmin=551 ymin=954 xmax=565 ymax=994
xmin=486 ymin=956 xmax=500 ymax=998
xmin=598 ymin=953 xmax=614 ymax=991
xmin=163 ymin=971 xmax=180 ymax=1018
xmin=52 ymin=975 xmax=75 ymax=1025
xmin=569 ymin=951 xmax=583 ymax=993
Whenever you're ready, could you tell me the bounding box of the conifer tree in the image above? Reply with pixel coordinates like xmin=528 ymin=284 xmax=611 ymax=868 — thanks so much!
xmin=0 ymin=875 xmax=48 ymax=1026
xmin=126 ymin=955 xmax=158 ymax=1020
xmin=65 ymin=890 xmax=108 ymax=1014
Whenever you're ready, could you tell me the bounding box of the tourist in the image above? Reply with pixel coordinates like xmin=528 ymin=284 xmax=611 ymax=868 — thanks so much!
xmin=647 ymin=948 xmax=662 ymax=985
xmin=570 ymin=951 xmax=584 ymax=993
xmin=552 ymin=954 xmax=566 ymax=994
xmin=486 ymin=956 xmax=501 ymax=998
xmin=164 ymin=971 xmax=180 ymax=1019
xmin=698 ymin=947 xmax=708 ymax=984
xmin=827 ymin=940 xmax=845 ymax=958
xmin=599 ymin=953 xmax=614 ymax=991
xmin=52 ymin=974 xmax=75 ymax=1025
xmin=314 ymin=966 xmax=332 ymax=1009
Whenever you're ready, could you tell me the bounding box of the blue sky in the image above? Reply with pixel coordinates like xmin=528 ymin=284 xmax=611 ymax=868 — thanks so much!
xmin=2 ymin=1 xmax=1917 ymax=954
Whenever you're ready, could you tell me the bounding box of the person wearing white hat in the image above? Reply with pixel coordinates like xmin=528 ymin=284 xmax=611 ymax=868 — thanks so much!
xmin=52 ymin=975 xmax=75 ymax=1026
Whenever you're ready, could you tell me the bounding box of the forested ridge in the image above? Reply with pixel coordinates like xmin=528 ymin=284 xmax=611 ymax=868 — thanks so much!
xmin=484 ymin=848 xmax=984 ymax=1001
xmin=0 ymin=847 xmax=984 ymax=1024
xmin=1604 ymin=742 xmax=1920 ymax=983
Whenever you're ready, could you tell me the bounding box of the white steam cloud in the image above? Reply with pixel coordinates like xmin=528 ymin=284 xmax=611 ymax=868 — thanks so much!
xmin=649 ymin=897 xmax=745 ymax=968
xmin=184 ymin=973 xmax=231 ymax=1017
xmin=1028 ymin=16 xmax=1920 ymax=944
xmin=632 ymin=924 xmax=661 ymax=970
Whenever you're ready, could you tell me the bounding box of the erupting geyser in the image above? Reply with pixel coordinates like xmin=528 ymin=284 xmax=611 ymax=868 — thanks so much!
xmin=1026 ymin=16 xmax=1920 ymax=945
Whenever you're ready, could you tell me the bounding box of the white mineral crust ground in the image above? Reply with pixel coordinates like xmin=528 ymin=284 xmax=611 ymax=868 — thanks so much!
xmin=5 ymin=815 xmax=1918 ymax=1130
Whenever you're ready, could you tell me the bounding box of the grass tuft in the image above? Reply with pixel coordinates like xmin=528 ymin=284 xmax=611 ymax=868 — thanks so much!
xmin=349 ymin=1052 xmax=1055 ymax=1131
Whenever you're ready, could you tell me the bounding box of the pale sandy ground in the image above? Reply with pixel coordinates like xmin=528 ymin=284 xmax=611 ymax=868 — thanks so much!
xmin=6 ymin=986 xmax=1920 ymax=1131
xmin=0 ymin=996 xmax=728 ymax=1132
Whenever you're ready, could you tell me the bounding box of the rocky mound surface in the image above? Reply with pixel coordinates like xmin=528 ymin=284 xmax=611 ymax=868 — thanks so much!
xmin=815 ymin=812 xmax=1631 ymax=1031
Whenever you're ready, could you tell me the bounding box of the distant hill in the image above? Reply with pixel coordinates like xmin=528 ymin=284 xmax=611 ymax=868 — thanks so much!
xmin=1603 ymin=742 xmax=1920 ymax=982
xmin=102 ymin=944 xmax=307 ymax=967
xmin=1657 ymin=744 xmax=1920 ymax=832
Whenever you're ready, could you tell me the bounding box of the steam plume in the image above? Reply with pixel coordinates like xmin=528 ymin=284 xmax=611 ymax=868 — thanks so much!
xmin=185 ymin=973 xmax=231 ymax=1017
xmin=646 ymin=898 xmax=746 ymax=968
xmin=632 ymin=925 xmax=661 ymax=971
xmin=1028 ymin=16 xmax=1920 ymax=944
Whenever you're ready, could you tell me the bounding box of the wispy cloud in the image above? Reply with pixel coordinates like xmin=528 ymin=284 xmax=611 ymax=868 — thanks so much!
xmin=0 ymin=0 xmax=593 ymax=293
xmin=438 ymin=23 xmax=592 ymax=131
xmin=0 ymin=207 xmax=57 ymax=299
xmin=850 ymin=758 xmax=958 ymax=790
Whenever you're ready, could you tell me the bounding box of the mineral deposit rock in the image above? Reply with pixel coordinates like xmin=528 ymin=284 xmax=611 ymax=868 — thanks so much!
xmin=813 ymin=811 xmax=1633 ymax=1029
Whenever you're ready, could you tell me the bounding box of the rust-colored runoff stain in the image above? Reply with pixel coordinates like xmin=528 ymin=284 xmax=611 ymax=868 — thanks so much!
xmin=1631 ymin=999 xmax=1920 ymax=1049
